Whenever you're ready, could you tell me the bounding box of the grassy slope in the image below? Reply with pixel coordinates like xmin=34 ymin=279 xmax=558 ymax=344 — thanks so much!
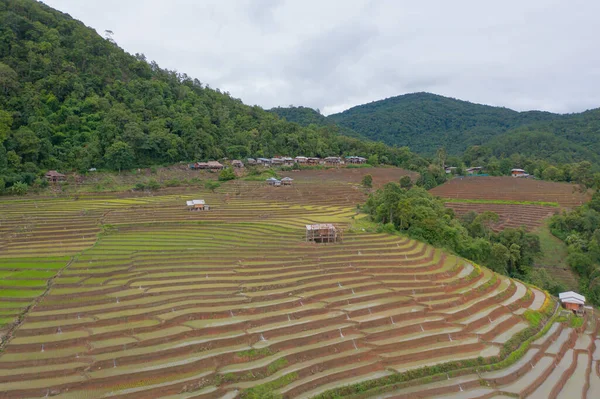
xmin=533 ymin=222 xmax=578 ymax=290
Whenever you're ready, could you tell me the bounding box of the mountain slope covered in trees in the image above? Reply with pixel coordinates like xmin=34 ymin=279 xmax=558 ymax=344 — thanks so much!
xmin=326 ymin=93 xmax=600 ymax=166
xmin=0 ymin=0 xmax=425 ymax=190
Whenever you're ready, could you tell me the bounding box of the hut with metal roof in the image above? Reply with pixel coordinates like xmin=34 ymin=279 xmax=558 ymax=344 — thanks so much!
xmin=266 ymin=177 xmax=280 ymax=186
xmin=559 ymin=291 xmax=585 ymax=315
xmin=186 ymin=199 xmax=210 ymax=211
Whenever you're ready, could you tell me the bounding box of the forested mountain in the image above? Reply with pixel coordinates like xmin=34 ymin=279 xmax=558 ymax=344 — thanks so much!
xmin=0 ymin=0 xmax=425 ymax=190
xmin=269 ymin=105 xmax=363 ymax=139
xmin=323 ymin=92 xmax=600 ymax=168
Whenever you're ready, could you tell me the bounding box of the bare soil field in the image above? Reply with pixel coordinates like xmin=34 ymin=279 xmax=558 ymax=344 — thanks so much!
xmin=0 ymin=170 xmax=590 ymax=399
xmin=430 ymin=176 xmax=590 ymax=207
xmin=429 ymin=176 xmax=591 ymax=232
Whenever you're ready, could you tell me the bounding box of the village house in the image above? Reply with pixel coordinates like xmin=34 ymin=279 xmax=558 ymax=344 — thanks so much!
xmin=305 ymin=224 xmax=342 ymax=243
xmin=231 ymin=160 xmax=244 ymax=168
xmin=246 ymin=158 xmax=257 ymax=166
xmin=295 ymin=156 xmax=308 ymax=164
xmin=45 ymin=170 xmax=66 ymax=183
xmin=323 ymin=156 xmax=342 ymax=165
xmin=559 ymin=291 xmax=585 ymax=316
xmin=271 ymin=157 xmax=284 ymax=166
xmin=466 ymin=166 xmax=483 ymax=175
xmin=186 ymin=199 xmax=210 ymax=211
xmin=445 ymin=167 xmax=457 ymax=174
xmin=511 ymin=168 xmax=528 ymax=177
xmin=307 ymin=157 xmax=320 ymax=165
xmin=346 ymin=156 xmax=367 ymax=164
xmin=282 ymin=157 xmax=294 ymax=166
xmin=257 ymin=158 xmax=272 ymax=167
xmin=281 ymin=177 xmax=293 ymax=186
xmin=206 ymin=161 xmax=224 ymax=170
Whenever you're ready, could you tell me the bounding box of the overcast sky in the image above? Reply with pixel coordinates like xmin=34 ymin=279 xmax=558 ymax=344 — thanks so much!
xmin=43 ymin=0 xmax=600 ymax=115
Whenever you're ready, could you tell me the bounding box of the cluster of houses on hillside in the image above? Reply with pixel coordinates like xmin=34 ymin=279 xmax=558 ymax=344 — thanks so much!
xmin=444 ymin=166 xmax=531 ymax=178
xmin=189 ymin=156 xmax=367 ymax=170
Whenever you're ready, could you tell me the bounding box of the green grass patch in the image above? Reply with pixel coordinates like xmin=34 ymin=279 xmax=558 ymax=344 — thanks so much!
xmin=0 ymin=317 xmax=15 ymax=327
xmin=442 ymin=198 xmax=560 ymax=207
xmin=0 ymin=280 xmax=48 ymax=287
xmin=237 ymin=347 xmax=274 ymax=359
xmin=267 ymin=357 xmax=288 ymax=375
xmin=8 ymin=270 xmax=57 ymax=279
xmin=0 ymin=262 xmax=66 ymax=270
xmin=0 ymin=289 xmax=45 ymax=298
xmin=569 ymin=315 xmax=585 ymax=328
xmin=522 ymin=309 xmax=543 ymax=328
xmin=241 ymin=372 xmax=298 ymax=399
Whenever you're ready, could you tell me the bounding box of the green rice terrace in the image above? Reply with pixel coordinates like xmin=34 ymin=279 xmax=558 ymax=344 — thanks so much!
xmin=0 ymin=171 xmax=598 ymax=399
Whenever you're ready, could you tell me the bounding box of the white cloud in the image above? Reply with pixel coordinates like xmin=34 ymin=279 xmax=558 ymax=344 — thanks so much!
xmin=43 ymin=0 xmax=600 ymax=115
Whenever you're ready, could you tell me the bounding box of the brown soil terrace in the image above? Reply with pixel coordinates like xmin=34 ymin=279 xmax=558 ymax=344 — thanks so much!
xmin=0 ymin=169 xmax=595 ymax=398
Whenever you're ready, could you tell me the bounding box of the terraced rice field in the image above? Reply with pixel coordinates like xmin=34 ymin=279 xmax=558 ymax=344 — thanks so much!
xmin=430 ymin=176 xmax=591 ymax=232
xmin=0 ymin=172 xmax=592 ymax=398
xmin=445 ymin=203 xmax=559 ymax=232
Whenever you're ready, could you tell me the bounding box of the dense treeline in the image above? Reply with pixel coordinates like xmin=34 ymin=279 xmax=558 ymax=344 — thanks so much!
xmin=550 ymin=192 xmax=600 ymax=305
xmin=269 ymin=106 xmax=362 ymax=139
xmin=363 ymin=183 xmax=565 ymax=294
xmin=0 ymin=0 xmax=427 ymax=193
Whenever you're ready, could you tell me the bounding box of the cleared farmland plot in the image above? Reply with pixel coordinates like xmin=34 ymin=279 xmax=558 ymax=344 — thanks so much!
xmin=0 ymin=174 xmax=593 ymax=398
xmin=429 ymin=176 xmax=591 ymax=232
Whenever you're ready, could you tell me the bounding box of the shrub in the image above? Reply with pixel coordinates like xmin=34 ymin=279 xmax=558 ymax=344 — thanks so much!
xmin=567 ymin=252 xmax=593 ymax=276
xmin=400 ymin=175 xmax=412 ymax=188
xmin=8 ymin=181 xmax=28 ymax=195
xmin=146 ymin=179 xmax=161 ymax=190
xmin=205 ymin=181 xmax=221 ymax=192
xmin=361 ymin=174 xmax=373 ymax=188
xmin=218 ymin=168 xmax=236 ymax=181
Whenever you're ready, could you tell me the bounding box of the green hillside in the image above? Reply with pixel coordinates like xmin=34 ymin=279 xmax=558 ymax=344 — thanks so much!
xmin=0 ymin=0 xmax=422 ymax=191
xmin=269 ymin=105 xmax=363 ymax=139
xmin=327 ymin=92 xmax=561 ymax=154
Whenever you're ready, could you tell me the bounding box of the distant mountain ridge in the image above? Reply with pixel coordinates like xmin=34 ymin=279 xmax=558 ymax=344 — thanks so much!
xmin=270 ymin=93 xmax=600 ymax=166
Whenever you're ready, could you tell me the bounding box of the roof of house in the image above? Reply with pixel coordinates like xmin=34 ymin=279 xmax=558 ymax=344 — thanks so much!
xmin=306 ymin=223 xmax=336 ymax=231
xmin=186 ymin=199 xmax=206 ymax=206
xmin=559 ymin=291 xmax=586 ymax=304
xmin=266 ymin=177 xmax=279 ymax=182
xmin=45 ymin=170 xmax=65 ymax=177
xmin=207 ymin=161 xmax=223 ymax=167
xmin=281 ymin=177 xmax=293 ymax=181
xmin=512 ymin=169 xmax=526 ymax=172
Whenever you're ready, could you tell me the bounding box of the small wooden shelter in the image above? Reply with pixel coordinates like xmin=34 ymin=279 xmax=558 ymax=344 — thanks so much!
xmin=45 ymin=170 xmax=66 ymax=183
xmin=266 ymin=177 xmax=280 ymax=186
xmin=186 ymin=199 xmax=210 ymax=211
xmin=559 ymin=291 xmax=585 ymax=316
xmin=232 ymin=160 xmax=244 ymax=168
xmin=281 ymin=177 xmax=293 ymax=186
xmin=305 ymin=224 xmax=342 ymax=243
